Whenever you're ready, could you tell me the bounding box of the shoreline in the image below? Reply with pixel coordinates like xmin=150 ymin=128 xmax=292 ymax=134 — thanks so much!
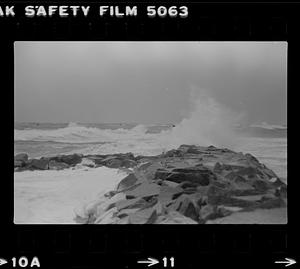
xmin=14 ymin=144 xmax=287 ymax=224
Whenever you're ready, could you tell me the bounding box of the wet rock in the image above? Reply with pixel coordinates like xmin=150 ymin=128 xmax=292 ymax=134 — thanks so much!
xmin=104 ymin=190 xmax=118 ymax=198
xmin=272 ymin=178 xmax=286 ymax=188
xmin=251 ymin=179 xmax=271 ymax=192
xmin=117 ymin=173 xmax=139 ymax=192
xmin=14 ymin=153 xmax=29 ymax=167
xmin=162 ymin=180 xmax=180 ymax=188
xmin=79 ymin=158 xmax=96 ymax=168
xmin=188 ymin=192 xmax=207 ymax=208
xmin=125 ymin=182 xmax=161 ymax=199
xmin=115 ymin=198 xmax=144 ymax=211
xmin=229 ymin=181 xmax=261 ymax=196
xmin=235 ymin=166 xmax=265 ymax=179
xmin=121 ymin=159 xmax=137 ymax=168
xmin=85 ymin=155 xmax=104 ymax=165
xmin=15 ymin=153 xmax=29 ymax=162
xmin=158 ymin=186 xmax=183 ymax=206
xmin=14 ymin=160 xmax=24 ymax=167
xmin=28 ymin=158 xmax=49 ymax=170
xmin=245 ymin=153 xmax=260 ymax=165
xmin=213 ymin=162 xmax=223 ymax=173
xmin=167 ymin=194 xmax=199 ymax=221
xmin=105 ymin=158 xmax=123 ymax=168
xmin=277 ymin=185 xmax=287 ymax=198
xmin=156 ymin=166 xmax=216 ymax=186
xmin=156 ymin=210 xmax=198 ymax=224
xmin=164 ymin=149 xmax=184 ymax=158
xmin=217 ymin=206 xmax=233 ymax=218
xmin=155 ymin=168 xmax=170 ymax=180
xmin=257 ymin=196 xmax=286 ymax=209
xmin=225 ymin=172 xmax=246 ymax=181
xmin=199 ymin=204 xmax=219 ymax=222
xmin=60 ymin=154 xmax=82 ymax=166
xmin=117 ymin=208 xmax=140 ymax=218
xmin=178 ymin=181 xmax=199 ymax=189
xmin=128 ymin=206 xmax=157 ymax=224
xmin=96 ymin=153 xmax=137 ymax=169
xmin=118 ymin=152 xmax=135 ymax=160
xmin=142 ymin=162 xmax=165 ymax=180
xmin=95 ymin=207 xmax=118 ymax=224
xmin=115 ymin=216 xmax=130 ymax=224
xmin=49 ymin=160 xmax=69 ymax=170
xmin=207 ymin=183 xmax=231 ymax=205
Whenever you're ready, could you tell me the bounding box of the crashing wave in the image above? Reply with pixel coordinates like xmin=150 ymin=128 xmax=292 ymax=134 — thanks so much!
xmin=249 ymin=122 xmax=287 ymax=130
xmin=14 ymin=123 xmax=150 ymax=143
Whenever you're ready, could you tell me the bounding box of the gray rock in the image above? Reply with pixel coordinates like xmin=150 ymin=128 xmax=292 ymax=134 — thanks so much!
xmin=60 ymin=154 xmax=82 ymax=166
xmin=28 ymin=158 xmax=49 ymax=170
xmin=125 ymin=182 xmax=161 ymax=199
xmin=117 ymin=173 xmax=138 ymax=191
xmin=49 ymin=160 xmax=69 ymax=170
xmin=155 ymin=166 xmax=216 ymax=186
xmin=158 ymin=186 xmax=183 ymax=205
xmin=15 ymin=153 xmax=29 ymax=162
xmin=128 ymin=207 xmax=157 ymax=224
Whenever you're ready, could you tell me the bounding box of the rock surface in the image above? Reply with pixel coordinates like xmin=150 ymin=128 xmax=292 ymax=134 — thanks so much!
xmin=14 ymin=144 xmax=287 ymax=224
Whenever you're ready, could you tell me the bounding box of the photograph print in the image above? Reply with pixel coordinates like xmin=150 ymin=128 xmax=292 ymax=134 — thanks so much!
xmin=14 ymin=41 xmax=287 ymax=224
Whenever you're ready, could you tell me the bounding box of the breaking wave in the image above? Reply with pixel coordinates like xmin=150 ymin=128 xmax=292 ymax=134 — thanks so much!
xmin=14 ymin=92 xmax=286 ymax=156
xmin=14 ymin=122 xmax=150 ymax=144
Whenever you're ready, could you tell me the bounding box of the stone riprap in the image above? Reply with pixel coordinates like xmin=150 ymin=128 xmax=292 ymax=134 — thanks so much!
xmin=14 ymin=145 xmax=287 ymax=224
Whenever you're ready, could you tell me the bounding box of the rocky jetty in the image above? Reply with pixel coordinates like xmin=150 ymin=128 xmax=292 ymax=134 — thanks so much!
xmin=14 ymin=145 xmax=287 ymax=224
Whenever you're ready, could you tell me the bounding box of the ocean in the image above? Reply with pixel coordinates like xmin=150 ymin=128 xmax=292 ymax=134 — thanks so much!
xmin=14 ymin=122 xmax=287 ymax=223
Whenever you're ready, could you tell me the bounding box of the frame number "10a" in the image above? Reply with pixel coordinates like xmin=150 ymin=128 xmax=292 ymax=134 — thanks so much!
xmin=11 ymin=257 xmax=40 ymax=268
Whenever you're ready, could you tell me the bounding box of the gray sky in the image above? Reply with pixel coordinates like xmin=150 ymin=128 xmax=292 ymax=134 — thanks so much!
xmin=14 ymin=42 xmax=287 ymax=125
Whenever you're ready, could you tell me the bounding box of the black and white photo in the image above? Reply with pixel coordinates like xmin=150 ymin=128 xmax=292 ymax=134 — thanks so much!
xmin=14 ymin=41 xmax=287 ymax=224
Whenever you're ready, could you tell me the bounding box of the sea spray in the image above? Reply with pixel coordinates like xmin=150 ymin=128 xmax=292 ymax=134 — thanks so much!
xmin=162 ymin=90 xmax=242 ymax=150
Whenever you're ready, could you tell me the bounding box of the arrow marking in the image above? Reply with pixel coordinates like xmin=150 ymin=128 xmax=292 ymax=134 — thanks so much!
xmin=0 ymin=258 xmax=8 ymax=266
xmin=137 ymin=257 xmax=159 ymax=267
xmin=275 ymin=258 xmax=297 ymax=267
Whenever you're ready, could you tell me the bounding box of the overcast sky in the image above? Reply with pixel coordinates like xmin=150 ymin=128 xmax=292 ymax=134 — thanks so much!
xmin=14 ymin=42 xmax=287 ymax=125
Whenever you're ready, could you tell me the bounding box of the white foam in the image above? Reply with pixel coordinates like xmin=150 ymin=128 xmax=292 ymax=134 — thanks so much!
xmin=14 ymin=123 xmax=149 ymax=143
xmin=250 ymin=122 xmax=287 ymax=130
xmin=14 ymin=167 xmax=126 ymax=224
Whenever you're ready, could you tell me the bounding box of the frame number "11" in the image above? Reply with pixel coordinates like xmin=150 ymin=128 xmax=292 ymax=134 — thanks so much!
xmin=163 ymin=257 xmax=175 ymax=267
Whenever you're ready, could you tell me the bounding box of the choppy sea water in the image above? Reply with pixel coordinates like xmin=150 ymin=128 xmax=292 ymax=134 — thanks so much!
xmin=14 ymin=122 xmax=287 ymax=223
xmin=14 ymin=122 xmax=287 ymax=179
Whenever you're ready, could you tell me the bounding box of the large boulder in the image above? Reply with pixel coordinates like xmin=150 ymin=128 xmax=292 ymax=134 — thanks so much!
xmin=115 ymin=197 xmax=146 ymax=211
xmin=79 ymin=158 xmax=96 ymax=168
xmin=117 ymin=173 xmax=139 ymax=191
xmin=14 ymin=153 xmax=29 ymax=167
xmin=49 ymin=160 xmax=69 ymax=170
xmin=128 ymin=206 xmax=158 ymax=224
xmin=251 ymin=179 xmax=272 ymax=192
xmin=125 ymin=182 xmax=161 ymax=199
xmin=229 ymin=181 xmax=262 ymax=196
xmin=105 ymin=158 xmax=124 ymax=168
xmin=14 ymin=160 xmax=24 ymax=168
xmin=15 ymin=153 xmax=28 ymax=162
xmin=155 ymin=166 xmax=216 ymax=186
xmin=94 ymin=207 xmax=118 ymax=224
xmin=199 ymin=204 xmax=219 ymax=222
xmin=121 ymin=159 xmax=137 ymax=168
xmin=167 ymin=194 xmax=199 ymax=221
xmin=257 ymin=195 xmax=286 ymax=209
xmin=163 ymin=149 xmax=184 ymax=158
xmin=28 ymin=158 xmax=49 ymax=170
xmin=60 ymin=154 xmax=82 ymax=166
xmin=157 ymin=186 xmax=183 ymax=206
